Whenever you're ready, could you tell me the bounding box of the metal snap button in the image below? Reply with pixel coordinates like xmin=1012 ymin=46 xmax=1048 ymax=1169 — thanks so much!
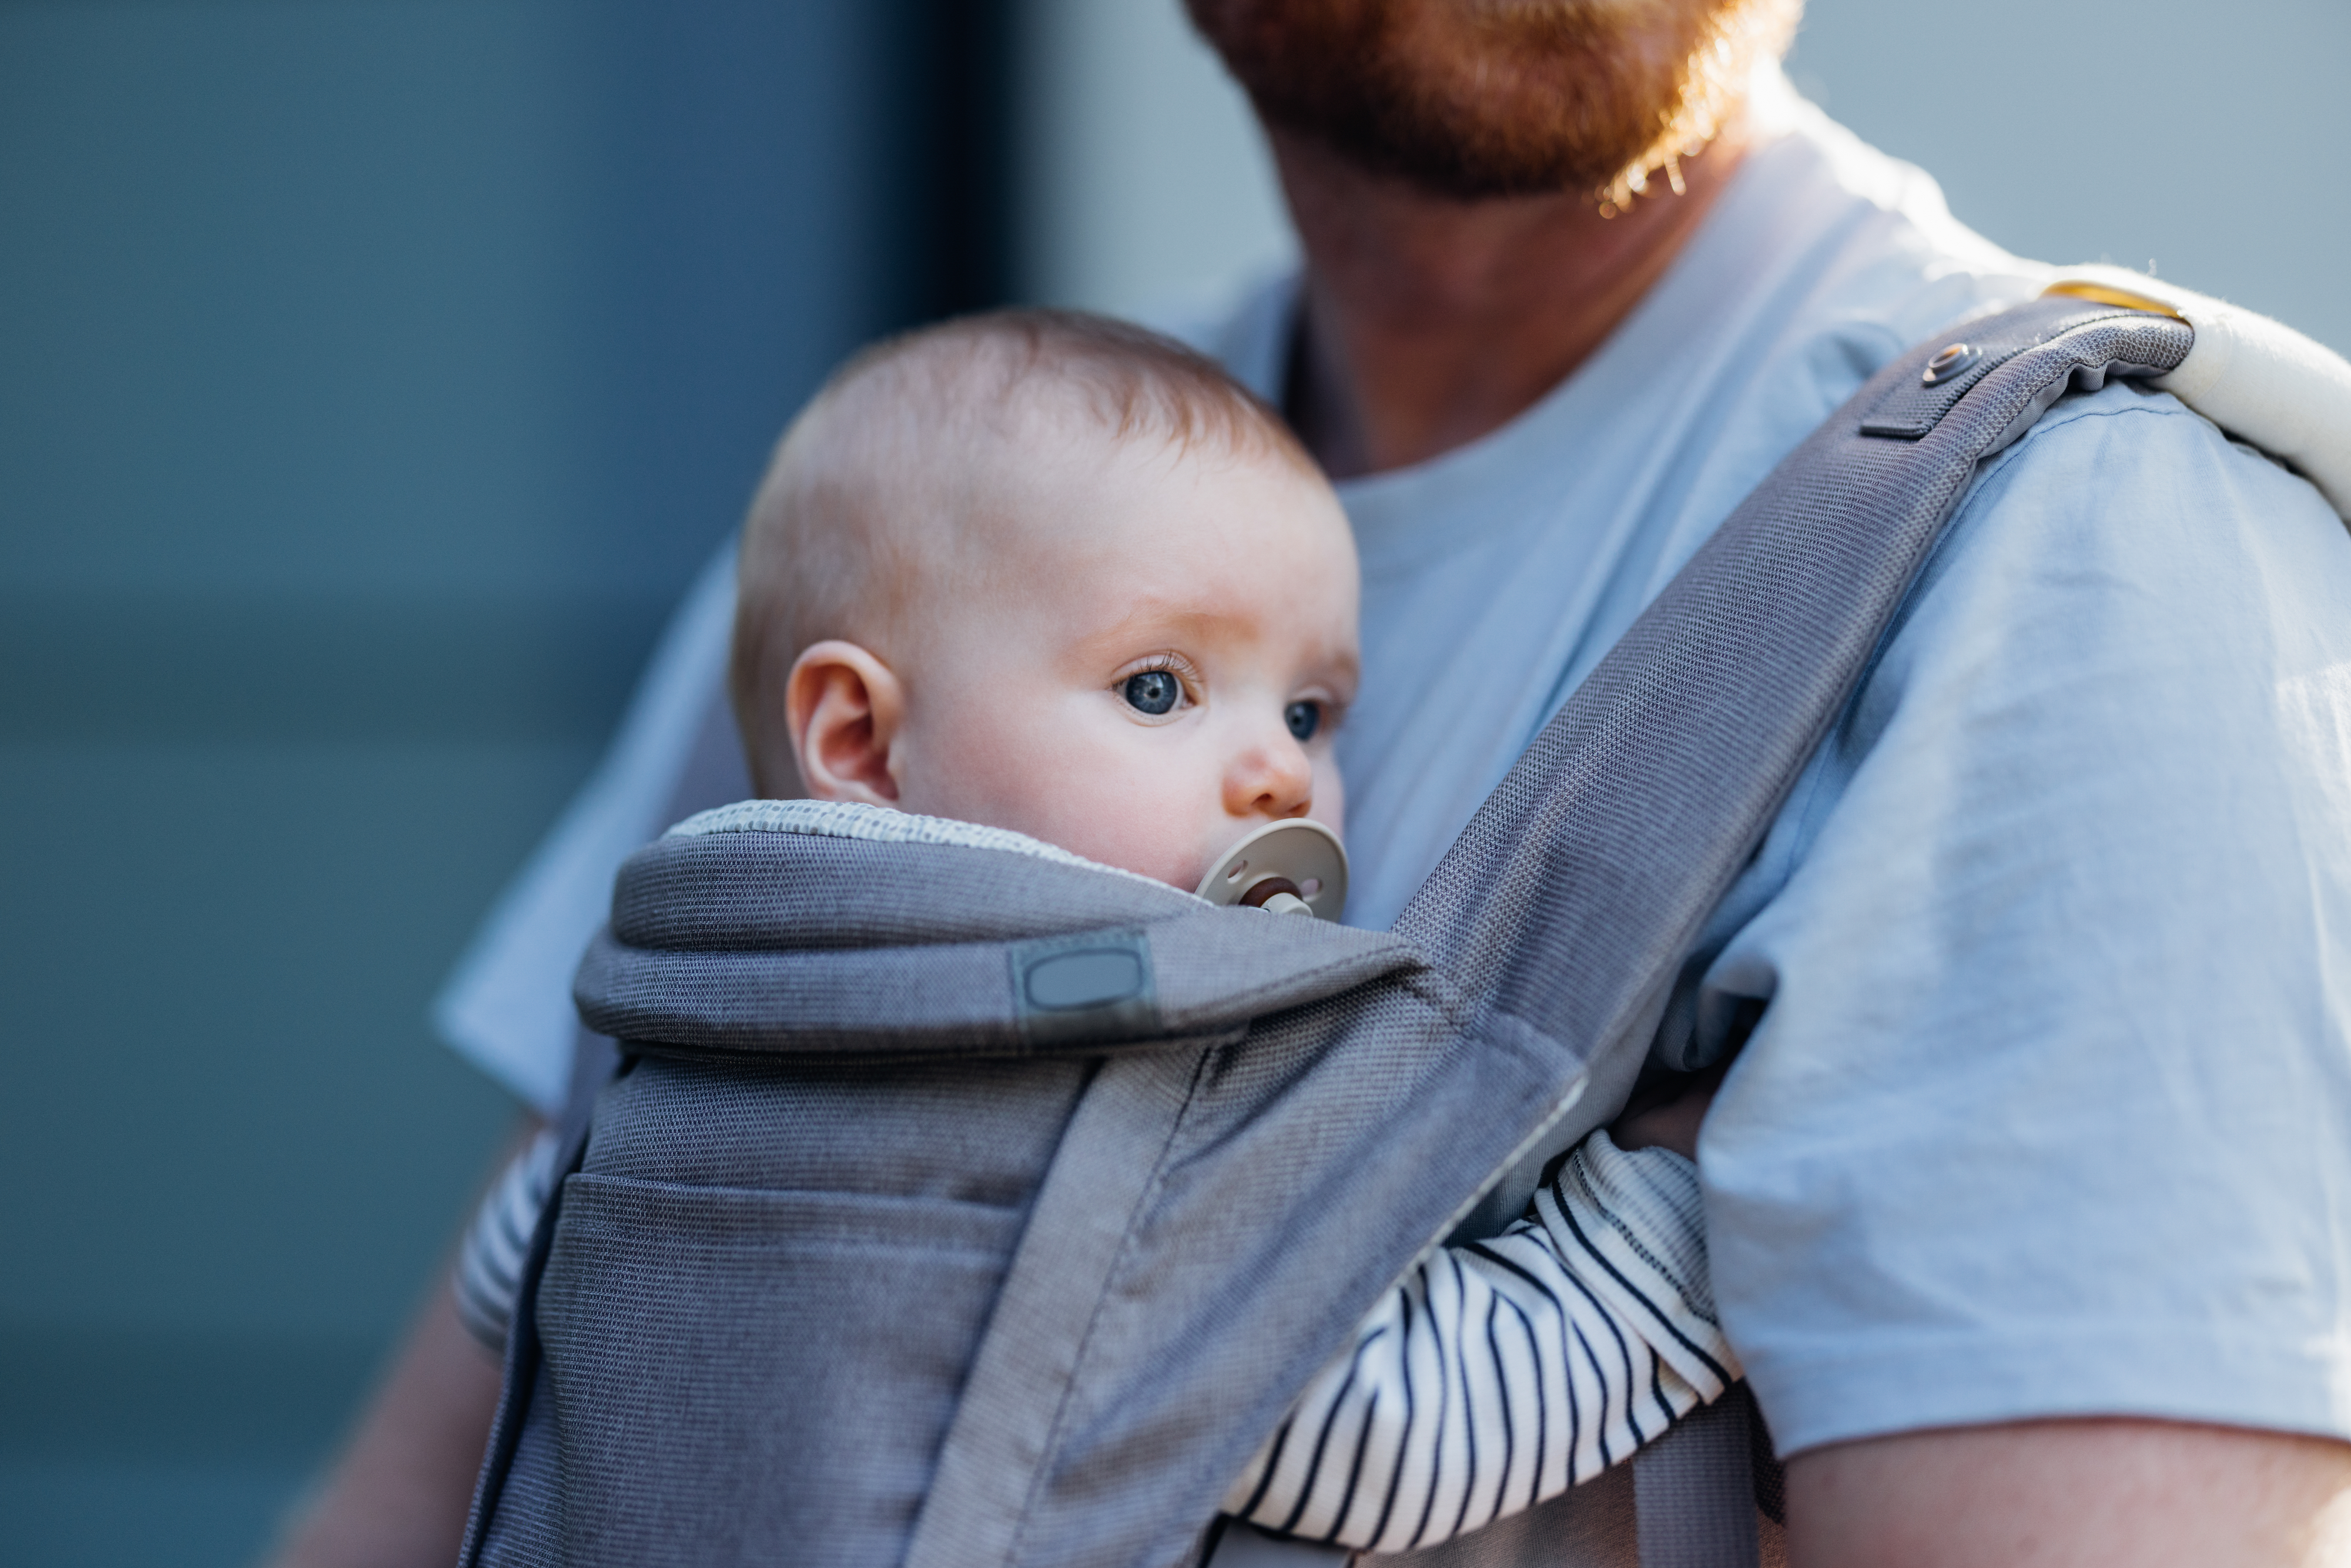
xmin=1921 ymin=343 xmax=1980 ymax=386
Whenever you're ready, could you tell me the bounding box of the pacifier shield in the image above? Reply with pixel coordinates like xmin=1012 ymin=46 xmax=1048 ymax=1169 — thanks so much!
xmin=1193 ymin=819 xmax=1348 ymax=922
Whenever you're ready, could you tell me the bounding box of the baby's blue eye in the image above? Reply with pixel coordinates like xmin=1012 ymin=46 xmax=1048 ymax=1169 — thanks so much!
xmin=1285 ymin=701 xmax=1321 ymax=742
xmin=1123 ymin=669 xmax=1180 ymax=716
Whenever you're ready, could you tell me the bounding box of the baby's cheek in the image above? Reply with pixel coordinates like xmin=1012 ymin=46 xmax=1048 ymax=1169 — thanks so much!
xmin=1058 ymin=743 xmax=1231 ymax=889
xmin=903 ymin=702 xmax=1084 ymax=843
xmin=945 ymin=691 xmax=1232 ymax=889
xmin=1104 ymin=770 xmax=1230 ymax=889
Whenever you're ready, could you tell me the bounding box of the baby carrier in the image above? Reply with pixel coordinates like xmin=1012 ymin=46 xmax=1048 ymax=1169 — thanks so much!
xmin=456 ymin=294 xmax=2292 ymax=1568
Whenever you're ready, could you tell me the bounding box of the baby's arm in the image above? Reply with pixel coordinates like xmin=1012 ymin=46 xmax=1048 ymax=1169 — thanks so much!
xmin=1220 ymin=1130 xmax=1736 ymax=1552
xmin=451 ymin=1127 xmax=562 ymax=1353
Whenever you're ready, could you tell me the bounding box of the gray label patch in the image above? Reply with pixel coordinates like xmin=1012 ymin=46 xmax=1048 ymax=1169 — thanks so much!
xmin=1010 ymin=929 xmax=1158 ymax=1046
xmin=1024 ymin=948 xmax=1144 ymax=1010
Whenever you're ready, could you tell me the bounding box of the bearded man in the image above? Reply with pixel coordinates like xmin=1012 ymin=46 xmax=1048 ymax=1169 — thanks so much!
xmin=279 ymin=2 xmax=2351 ymax=1564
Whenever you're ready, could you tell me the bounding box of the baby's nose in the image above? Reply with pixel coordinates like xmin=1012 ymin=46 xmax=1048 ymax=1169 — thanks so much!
xmin=1225 ymin=733 xmax=1314 ymax=821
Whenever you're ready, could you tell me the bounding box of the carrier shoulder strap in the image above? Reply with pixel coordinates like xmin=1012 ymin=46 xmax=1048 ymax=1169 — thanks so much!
xmin=1392 ymin=296 xmax=2189 ymax=1030
xmin=1590 ymin=296 xmax=2193 ymax=1568
xmin=1198 ymin=296 xmax=2194 ymax=1568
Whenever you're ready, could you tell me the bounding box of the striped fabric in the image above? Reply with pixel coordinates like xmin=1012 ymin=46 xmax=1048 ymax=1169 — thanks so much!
xmin=454 ymin=1127 xmax=561 ymax=1353
xmin=1221 ymin=1133 xmax=1736 ymax=1552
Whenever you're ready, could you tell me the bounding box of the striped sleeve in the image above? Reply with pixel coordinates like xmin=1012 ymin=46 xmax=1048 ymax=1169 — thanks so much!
xmin=451 ymin=1128 xmax=561 ymax=1353
xmin=1220 ymin=1131 xmax=1738 ymax=1552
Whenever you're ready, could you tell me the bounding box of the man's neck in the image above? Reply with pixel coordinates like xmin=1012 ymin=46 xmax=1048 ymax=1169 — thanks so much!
xmin=1275 ymin=121 xmax=1751 ymax=480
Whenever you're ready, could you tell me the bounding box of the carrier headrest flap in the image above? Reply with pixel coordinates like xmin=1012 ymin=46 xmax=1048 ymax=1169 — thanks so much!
xmin=573 ymin=801 xmax=1426 ymax=1058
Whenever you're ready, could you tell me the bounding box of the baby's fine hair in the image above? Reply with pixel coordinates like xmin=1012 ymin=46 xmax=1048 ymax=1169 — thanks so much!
xmin=731 ymin=307 xmax=1315 ymax=795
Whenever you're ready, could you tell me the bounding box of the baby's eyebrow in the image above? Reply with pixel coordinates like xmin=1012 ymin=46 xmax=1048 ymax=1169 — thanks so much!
xmin=1065 ymin=600 xmax=1260 ymax=656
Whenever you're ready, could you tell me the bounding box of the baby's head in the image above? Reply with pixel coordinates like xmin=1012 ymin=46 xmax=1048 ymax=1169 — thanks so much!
xmin=731 ymin=309 xmax=1359 ymax=893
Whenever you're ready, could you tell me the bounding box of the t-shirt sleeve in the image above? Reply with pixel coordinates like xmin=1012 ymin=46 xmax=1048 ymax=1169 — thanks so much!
xmin=1696 ymin=383 xmax=2351 ymax=1457
xmin=1222 ymin=1134 xmax=1739 ymax=1551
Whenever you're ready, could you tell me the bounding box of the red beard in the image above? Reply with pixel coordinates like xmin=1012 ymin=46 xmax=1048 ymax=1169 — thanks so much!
xmin=1185 ymin=0 xmax=1798 ymax=205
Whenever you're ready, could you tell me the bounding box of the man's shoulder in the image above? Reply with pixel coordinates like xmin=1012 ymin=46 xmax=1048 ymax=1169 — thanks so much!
xmin=1860 ymin=377 xmax=2351 ymax=780
xmin=1951 ymin=378 xmax=2346 ymax=598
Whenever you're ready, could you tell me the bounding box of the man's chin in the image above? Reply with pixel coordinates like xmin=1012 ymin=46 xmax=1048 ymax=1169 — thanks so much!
xmin=1186 ymin=0 xmax=1798 ymax=205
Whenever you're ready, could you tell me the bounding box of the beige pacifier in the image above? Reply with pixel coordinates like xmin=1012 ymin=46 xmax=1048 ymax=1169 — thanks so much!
xmin=1193 ymin=818 xmax=1348 ymax=921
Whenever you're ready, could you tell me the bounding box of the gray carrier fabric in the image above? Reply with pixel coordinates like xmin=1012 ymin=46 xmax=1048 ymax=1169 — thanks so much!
xmin=460 ymin=300 xmax=2191 ymax=1568
xmin=1630 ymin=1391 xmax=1764 ymax=1568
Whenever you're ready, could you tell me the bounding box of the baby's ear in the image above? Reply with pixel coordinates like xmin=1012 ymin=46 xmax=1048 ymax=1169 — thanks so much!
xmin=785 ymin=641 xmax=907 ymax=807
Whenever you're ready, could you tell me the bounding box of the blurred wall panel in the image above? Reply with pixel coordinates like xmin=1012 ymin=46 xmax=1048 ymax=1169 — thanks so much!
xmin=0 ymin=2 xmax=962 ymax=1561
xmin=1787 ymin=0 xmax=2351 ymax=356
xmin=1015 ymin=0 xmax=1294 ymax=316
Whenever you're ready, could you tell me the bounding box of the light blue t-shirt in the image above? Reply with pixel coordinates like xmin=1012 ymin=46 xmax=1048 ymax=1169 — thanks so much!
xmin=1174 ymin=93 xmax=2351 ymax=1456
xmin=437 ymin=86 xmax=2351 ymax=1457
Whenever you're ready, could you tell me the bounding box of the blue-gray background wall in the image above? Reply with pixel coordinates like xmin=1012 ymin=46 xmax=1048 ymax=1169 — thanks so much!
xmin=1787 ymin=0 xmax=2350 ymax=356
xmin=4 ymin=0 xmax=2340 ymax=1563
xmin=0 ymin=1 xmax=1006 ymax=1560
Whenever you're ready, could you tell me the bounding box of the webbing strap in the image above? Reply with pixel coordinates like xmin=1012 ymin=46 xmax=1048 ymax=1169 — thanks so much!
xmin=1632 ymin=1391 xmax=1762 ymax=1568
xmin=1585 ymin=303 xmax=2191 ymax=1568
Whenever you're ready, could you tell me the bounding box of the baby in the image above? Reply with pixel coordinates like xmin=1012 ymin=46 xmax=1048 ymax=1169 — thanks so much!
xmin=729 ymin=311 xmax=1357 ymax=895
xmin=722 ymin=309 xmax=1739 ymax=1552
